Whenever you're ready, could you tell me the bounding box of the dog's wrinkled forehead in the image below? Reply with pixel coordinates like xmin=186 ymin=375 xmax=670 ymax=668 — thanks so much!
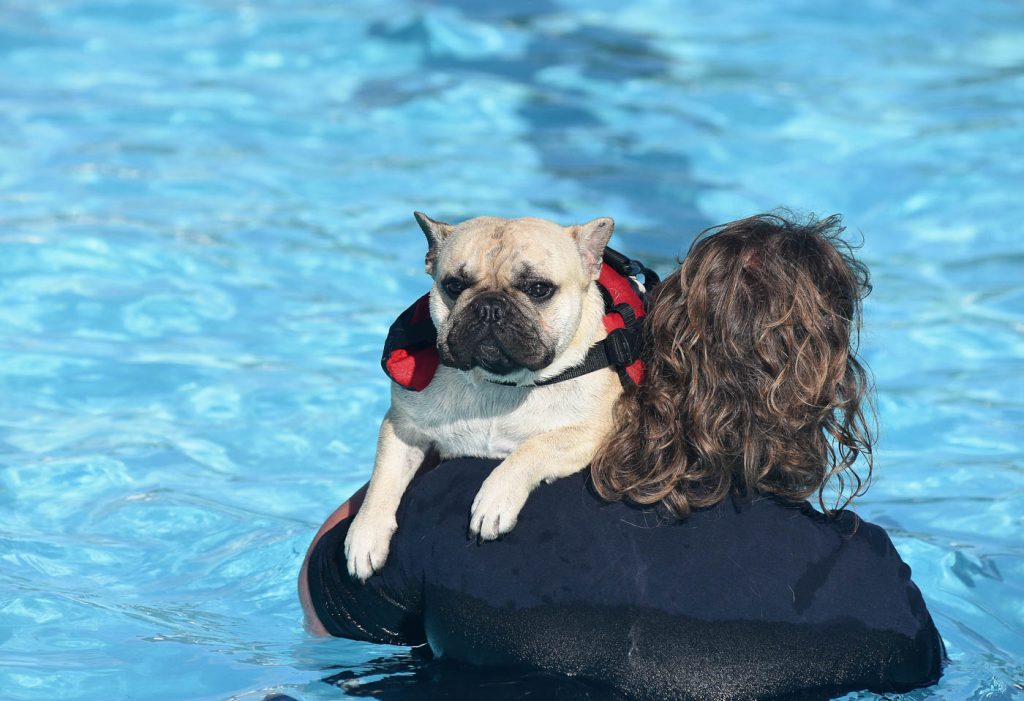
xmin=415 ymin=211 xmax=613 ymax=283
xmin=439 ymin=217 xmax=581 ymax=283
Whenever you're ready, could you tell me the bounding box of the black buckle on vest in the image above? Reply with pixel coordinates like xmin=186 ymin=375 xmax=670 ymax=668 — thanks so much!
xmin=603 ymin=325 xmax=641 ymax=367
xmin=611 ymin=302 xmax=636 ymax=327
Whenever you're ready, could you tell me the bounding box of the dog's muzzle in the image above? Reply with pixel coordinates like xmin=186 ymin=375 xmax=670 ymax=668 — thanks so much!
xmin=441 ymin=292 xmax=554 ymax=375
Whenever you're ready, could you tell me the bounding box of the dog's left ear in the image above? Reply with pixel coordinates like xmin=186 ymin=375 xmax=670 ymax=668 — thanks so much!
xmin=570 ymin=217 xmax=614 ymax=279
xmin=414 ymin=211 xmax=454 ymax=275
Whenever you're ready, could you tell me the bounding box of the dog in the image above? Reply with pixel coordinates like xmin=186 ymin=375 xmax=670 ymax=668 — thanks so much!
xmin=344 ymin=212 xmax=621 ymax=581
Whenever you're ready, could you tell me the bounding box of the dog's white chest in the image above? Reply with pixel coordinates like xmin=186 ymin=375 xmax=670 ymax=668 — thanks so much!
xmin=391 ymin=366 xmax=606 ymax=459
xmin=457 ymin=416 xmax=524 ymax=457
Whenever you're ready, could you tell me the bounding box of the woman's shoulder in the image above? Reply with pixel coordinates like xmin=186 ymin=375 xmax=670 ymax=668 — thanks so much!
xmin=404 ymin=457 xmax=905 ymax=578
xmin=395 ymin=459 xmax=944 ymax=693
xmin=741 ymin=494 xmax=907 ymax=574
xmin=742 ymin=492 xmax=892 ymax=544
xmin=406 ymin=457 xmax=894 ymax=549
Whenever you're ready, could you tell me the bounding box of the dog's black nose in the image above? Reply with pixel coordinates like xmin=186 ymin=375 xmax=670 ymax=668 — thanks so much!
xmin=472 ymin=293 xmax=508 ymax=324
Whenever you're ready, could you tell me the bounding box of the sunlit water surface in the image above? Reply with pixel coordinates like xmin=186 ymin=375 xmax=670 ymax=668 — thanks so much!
xmin=1 ymin=1 xmax=1022 ymax=699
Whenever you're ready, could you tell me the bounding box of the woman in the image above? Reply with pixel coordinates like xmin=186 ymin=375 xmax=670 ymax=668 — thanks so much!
xmin=299 ymin=213 xmax=944 ymax=700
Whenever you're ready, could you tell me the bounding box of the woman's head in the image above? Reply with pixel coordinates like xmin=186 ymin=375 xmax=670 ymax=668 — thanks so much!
xmin=592 ymin=212 xmax=875 ymax=517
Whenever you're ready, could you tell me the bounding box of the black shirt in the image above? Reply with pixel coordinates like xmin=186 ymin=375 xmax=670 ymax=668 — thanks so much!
xmin=307 ymin=458 xmax=944 ymax=700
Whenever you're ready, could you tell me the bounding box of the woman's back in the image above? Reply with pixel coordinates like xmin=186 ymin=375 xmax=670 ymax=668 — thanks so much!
xmin=308 ymin=457 xmax=944 ymax=700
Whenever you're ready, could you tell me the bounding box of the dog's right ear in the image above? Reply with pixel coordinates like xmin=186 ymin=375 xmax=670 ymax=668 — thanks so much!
xmin=414 ymin=211 xmax=454 ymax=276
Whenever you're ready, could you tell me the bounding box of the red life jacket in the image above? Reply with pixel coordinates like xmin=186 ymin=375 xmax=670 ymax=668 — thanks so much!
xmin=381 ymin=248 xmax=657 ymax=391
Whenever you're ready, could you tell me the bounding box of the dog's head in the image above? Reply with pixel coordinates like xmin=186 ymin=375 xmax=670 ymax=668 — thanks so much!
xmin=414 ymin=212 xmax=614 ymax=378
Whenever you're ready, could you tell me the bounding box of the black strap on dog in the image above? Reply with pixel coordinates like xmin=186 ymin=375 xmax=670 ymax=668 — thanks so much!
xmin=540 ymin=318 xmax=643 ymax=386
xmin=487 ymin=324 xmax=643 ymax=388
xmin=496 ymin=303 xmax=643 ymax=386
xmin=382 ymin=246 xmax=656 ymax=391
xmin=487 ymin=247 xmax=652 ymax=392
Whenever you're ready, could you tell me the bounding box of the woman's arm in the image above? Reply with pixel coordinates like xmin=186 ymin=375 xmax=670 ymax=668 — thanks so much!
xmin=298 ymin=458 xmax=943 ymax=697
xmin=298 ymin=483 xmax=368 ymax=635
xmin=299 ymin=448 xmax=439 ymax=635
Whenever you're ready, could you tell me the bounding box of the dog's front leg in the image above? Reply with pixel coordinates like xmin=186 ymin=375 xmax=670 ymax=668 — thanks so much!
xmin=469 ymin=422 xmax=604 ymax=541
xmin=344 ymin=410 xmax=428 ymax=581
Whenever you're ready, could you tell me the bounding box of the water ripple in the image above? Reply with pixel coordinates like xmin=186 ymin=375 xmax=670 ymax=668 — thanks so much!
xmin=1 ymin=0 xmax=1022 ymax=699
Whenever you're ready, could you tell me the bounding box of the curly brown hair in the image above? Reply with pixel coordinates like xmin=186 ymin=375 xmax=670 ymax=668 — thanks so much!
xmin=592 ymin=212 xmax=875 ymax=518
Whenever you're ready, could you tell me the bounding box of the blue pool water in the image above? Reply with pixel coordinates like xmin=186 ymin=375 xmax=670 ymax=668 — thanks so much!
xmin=1 ymin=1 xmax=1022 ymax=699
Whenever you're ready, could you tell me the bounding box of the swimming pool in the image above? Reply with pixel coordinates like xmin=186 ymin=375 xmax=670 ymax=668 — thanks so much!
xmin=1 ymin=0 xmax=1021 ymax=698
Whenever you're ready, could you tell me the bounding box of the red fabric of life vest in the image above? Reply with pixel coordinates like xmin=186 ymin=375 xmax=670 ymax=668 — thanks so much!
xmin=383 ymin=295 xmax=438 ymax=391
xmin=384 ymin=264 xmax=646 ymax=390
xmin=597 ymin=264 xmax=646 ymax=385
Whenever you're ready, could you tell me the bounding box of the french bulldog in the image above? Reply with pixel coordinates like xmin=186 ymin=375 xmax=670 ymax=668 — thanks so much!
xmin=344 ymin=212 xmax=620 ymax=581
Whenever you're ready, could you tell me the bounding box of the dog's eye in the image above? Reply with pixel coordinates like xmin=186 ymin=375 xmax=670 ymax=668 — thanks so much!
xmin=525 ymin=282 xmax=555 ymax=300
xmin=443 ymin=278 xmax=466 ymax=297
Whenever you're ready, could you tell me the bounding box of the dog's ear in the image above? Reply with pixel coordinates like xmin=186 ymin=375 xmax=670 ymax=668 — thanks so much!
xmin=414 ymin=212 xmax=454 ymax=275
xmin=570 ymin=217 xmax=614 ymax=279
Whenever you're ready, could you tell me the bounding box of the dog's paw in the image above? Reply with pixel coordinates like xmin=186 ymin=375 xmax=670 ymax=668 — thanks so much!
xmin=469 ymin=471 xmax=531 ymax=541
xmin=344 ymin=512 xmax=397 ymax=582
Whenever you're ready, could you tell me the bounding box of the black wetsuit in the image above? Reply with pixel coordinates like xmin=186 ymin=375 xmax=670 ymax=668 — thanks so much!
xmin=307 ymin=458 xmax=944 ymax=700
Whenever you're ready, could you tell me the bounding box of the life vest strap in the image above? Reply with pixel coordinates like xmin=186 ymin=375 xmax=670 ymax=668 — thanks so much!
xmin=382 ymin=247 xmax=654 ymax=391
xmin=487 ymin=304 xmax=643 ymax=389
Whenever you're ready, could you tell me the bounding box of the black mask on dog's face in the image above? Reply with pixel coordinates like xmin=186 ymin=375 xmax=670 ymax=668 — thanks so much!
xmin=414 ymin=212 xmax=615 ymax=378
xmin=440 ymin=289 xmax=555 ymax=375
